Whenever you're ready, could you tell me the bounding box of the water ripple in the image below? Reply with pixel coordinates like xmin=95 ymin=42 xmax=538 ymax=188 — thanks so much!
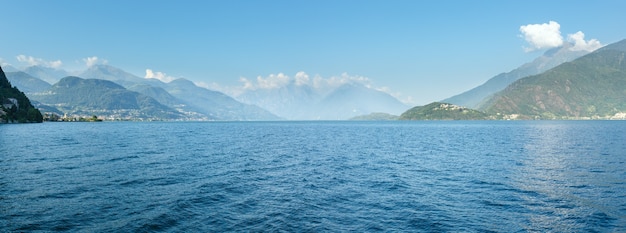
xmin=1 ymin=121 xmax=625 ymax=231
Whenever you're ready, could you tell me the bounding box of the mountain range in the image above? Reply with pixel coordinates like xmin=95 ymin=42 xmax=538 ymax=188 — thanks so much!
xmin=6 ymin=64 xmax=408 ymax=121
xmin=31 ymin=76 xmax=183 ymax=120
xmin=235 ymin=81 xmax=409 ymax=120
xmin=481 ymin=39 xmax=626 ymax=119
xmin=395 ymin=39 xmax=626 ymax=120
xmin=443 ymin=42 xmax=590 ymax=108
xmin=5 ymin=38 xmax=626 ymax=121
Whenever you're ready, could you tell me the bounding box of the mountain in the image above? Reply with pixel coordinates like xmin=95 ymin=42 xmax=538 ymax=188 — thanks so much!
xmin=443 ymin=43 xmax=589 ymax=108
xmin=1 ymin=65 xmax=19 ymax=72
xmin=315 ymin=83 xmax=408 ymax=120
xmin=126 ymin=84 xmax=208 ymax=119
xmin=166 ymin=78 xmax=280 ymax=120
xmin=236 ymin=82 xmax=409 ymax=120
xmin=82 ymin=65 xmax=277 ymax=120
xmin=5 ymin=71 xmax=52 ymax=93
xmin=80 ymin=64 xmax=155 ymax=87
xmin=399 ymin=102 xmax=490 ymax=120
xmin=481 ymin=39 xmax=626 ymax=120
xmin=23 ymin=65 xmax=70 ymax=84
xmin=31 ymin=76 xmax=183 ymax=120
xmin=127 ymin=84 xmax=185 ymax=107
xmin=0 ymin=66 xmax=43 ymax=123
xmin=236 ymin=83 xmax=320 ymax=120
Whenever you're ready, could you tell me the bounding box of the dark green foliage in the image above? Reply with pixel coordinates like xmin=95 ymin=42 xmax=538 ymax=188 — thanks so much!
xmin=399 ymin=102 xmax=490 ymax=120
xmin=482 ymin=40 xmax=626 ymax=119
xmin=0 ymin=66 xmax=44 ymax=123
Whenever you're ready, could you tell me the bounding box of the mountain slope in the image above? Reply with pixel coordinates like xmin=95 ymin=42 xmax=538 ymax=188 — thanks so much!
xmin=80 ymin=64 xmax=155 ymax=88
xmin=23 ymin=65 xmax=70 ymax=84
xmin=236 ymin=82 xmax=409 ymax=120
xmin=399 ymin=102 xmax=489 ymax=120
xmin=236 ymin=83 xmax=321 ymax=120
xmin=82 ymin=65 xmax=277 ymax=120
xmin=0 ymin=66 xmax=43 ymax=123
xmin=6 ymin=71 xmax=52 ymax=93
xmin=482 ymin=39 xmax=626 ymax=119
xmin=315 ymin=83 xmax=408 ymax=120
xmin=32 ymin=76 xmax=183 ymax=120
xmin=166 ymin=78 xmax=280 ymax=120
xmin=443 ymin=43 xmax=589 ymax=108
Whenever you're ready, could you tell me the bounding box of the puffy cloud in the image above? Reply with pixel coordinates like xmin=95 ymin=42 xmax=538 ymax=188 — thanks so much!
xmin=0 ymin=57 xmax=8 ymax=66
xmin=255 ymin=73 xmax=291 ymax=89
xmin=211 ymin=71 xmax=412 ymax=104
xmin=238 ymin=72 xmax=373 ymax=91
xmin=83 ymin=56 xmax=108 ymax=67
xmin=294 ymin=71 xmax=310 ymax=86
xmin=519 ymin=21 xmax=564 ymax=52
xmin=145 ymin=69 xmax=176 ymax=83
xmin=567 ymin=31 xmax=603 ymax=52
xmin=16 ymin=55 xmax=63 ymax=68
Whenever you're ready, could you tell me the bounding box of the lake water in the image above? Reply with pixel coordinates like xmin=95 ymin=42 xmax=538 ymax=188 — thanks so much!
xmin=1 ymin=121 xmax=625 ymax=232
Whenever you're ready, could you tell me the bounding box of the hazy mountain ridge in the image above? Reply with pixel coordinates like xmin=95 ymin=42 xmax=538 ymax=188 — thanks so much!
xmin=443 ymin=43 xmax=589 ymax=108
xmin=236 ymin=81 xmax=409 ymax=120
xmin=165 ymin=78 xmax=280 ymax=121
xmin=481 ymin=39 xmax=626 ymax=119
xmin=23 ymin=65 xmax=70 ymax=84
xmin=5 ymin=71 xmax=52 ymax=93
xmin=236 ymin=83 xmax=321 ymax=120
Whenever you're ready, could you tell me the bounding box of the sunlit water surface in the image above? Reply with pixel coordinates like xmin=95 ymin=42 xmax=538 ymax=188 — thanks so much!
xmin=1 ymin=121 xmax=625 ymax=232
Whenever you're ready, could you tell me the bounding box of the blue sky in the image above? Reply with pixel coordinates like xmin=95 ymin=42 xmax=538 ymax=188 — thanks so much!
xmin=2 ymin=0 xmax=626 ymax=104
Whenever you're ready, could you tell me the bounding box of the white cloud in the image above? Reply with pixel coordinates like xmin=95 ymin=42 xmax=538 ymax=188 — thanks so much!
xmin=519 ymin=21 xmax=564 ymax=52
xmin=237 ymin=72 xmax=373 ymax=91
xmin=206 ymin=71 xmax=413 ymax=104
xmin=145 ymin=69 xmax=176 ymax=83
xmin=16 ymin=55 xmax=63 ymax=68
xmin=255 ymin=73 xmax=291 ymax=89
xmin=294 ymin=71 xmax=310 ymax=86
xmin=567 ymin=31 xmax=603 ymax=52
xmin=83 ymin=56 xmax=108 ymax=67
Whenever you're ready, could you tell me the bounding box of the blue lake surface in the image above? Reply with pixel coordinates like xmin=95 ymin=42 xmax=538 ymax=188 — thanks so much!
xmin=1 ymin=121 xmax=625 ymax=232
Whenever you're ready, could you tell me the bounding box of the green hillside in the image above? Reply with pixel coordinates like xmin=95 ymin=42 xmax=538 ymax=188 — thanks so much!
xmin=32 ymin=76 xmax=183 ymax=120
xmin=399 ymin=102 xmax=490 ymax=120
xmin=482 ymin=39 xmax=626 ymax=119
xmin=0 ymin=66 xmax=43 ymax=123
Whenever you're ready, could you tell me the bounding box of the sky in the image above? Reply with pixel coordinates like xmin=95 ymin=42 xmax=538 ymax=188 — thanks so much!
xmin=2 ymin=0 xmax=626 ymax=105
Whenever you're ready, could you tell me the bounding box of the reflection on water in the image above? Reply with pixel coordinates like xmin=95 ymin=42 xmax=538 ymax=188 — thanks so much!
xmin=514 ymin=122 xmax=626 ymax=231
xmin=1 ymin=121 xmax=625 ymax=232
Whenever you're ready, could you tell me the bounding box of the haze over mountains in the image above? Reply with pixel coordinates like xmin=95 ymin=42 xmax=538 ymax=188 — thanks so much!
xmin=443 ymin=42 xmax=590 ymax=109
xmin=235 ymin=77 xmax=409 ymax=120
xmin=5 ymin=64 xmax=410 ymax=121
xmin=4 ymin=38 xmax=626 ymax=121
